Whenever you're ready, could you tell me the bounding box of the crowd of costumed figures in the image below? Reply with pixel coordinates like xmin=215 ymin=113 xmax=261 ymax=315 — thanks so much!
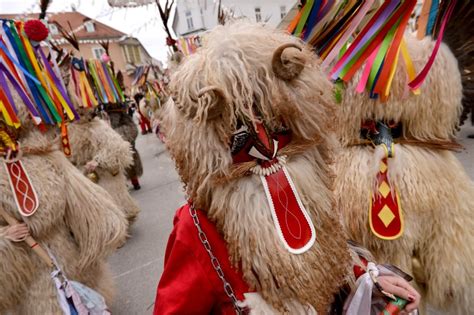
xmin=153 ymin=0 xmax=473 ymax=314
xmin=1 ymin=0 xmax=473 ymax=314
xmin=0 ymin=3 xmax=150 ymax=311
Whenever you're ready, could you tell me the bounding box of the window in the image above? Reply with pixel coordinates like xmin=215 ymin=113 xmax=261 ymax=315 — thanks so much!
xmin=123 ymin=45 xmax=142 ymax=64
xmin=255 ymin=7 xmax=262 ymax=23
xmin=49 ymin=23 xmax=59 ymax=35
xmin=185 ymin=10 xmax=194 ymax=30
xmin=92 ymin=47 xmax=106 ymax=59
xmin=280 ymin=6 xmax=287 ymax=19
xmin=84 ymin=21 xmax=95 ymax=33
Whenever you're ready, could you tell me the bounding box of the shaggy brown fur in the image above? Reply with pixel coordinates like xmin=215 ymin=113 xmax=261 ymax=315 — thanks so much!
xmin=335 ymin=35 xmax=474 ymax=313
xmin=108 ymin=111 xmax=144 ymax=180
xmin=68 ymin=115 xmax=141 ymax=224
xmin=161 ymin=22 xmax=353 ymax=313
xmin=0 ymin=93 xmax=127 ymax=313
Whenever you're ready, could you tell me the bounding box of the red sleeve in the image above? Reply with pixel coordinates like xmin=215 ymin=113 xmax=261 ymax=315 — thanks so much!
xmin=353 ymin=257 xmax=368 ymax=280
xmin=153 ymin=210 xmax=217 ymax=314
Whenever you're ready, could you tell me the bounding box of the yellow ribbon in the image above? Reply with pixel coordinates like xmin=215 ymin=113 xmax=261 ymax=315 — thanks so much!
xmin=0 ymin=130 xmax=17 ymax=151
xmin=382 ymin=44 xmax=401 ymax=100
xmin=0 ymin=100 xmax=20 ymax=128
xmin=400 ymin=39 xmax=420 ymax=95
xmin=42 ymin=66 xmax=76 ymax=120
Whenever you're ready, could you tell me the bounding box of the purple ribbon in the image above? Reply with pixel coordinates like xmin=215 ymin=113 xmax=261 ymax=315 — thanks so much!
xmin=330 ymin=0 xmax=400 ymax=80
xmin=101 ymin=61 xmax=119 ymax=102
xmin=36 ymin=46 xmax=79 ymax=120
xmin=0 ymin=41 xmax=41 ymax=85
xmin=0 ymin=63 xmax=42 ymax=120
xmin=0 ymin=65 xmax=17 ymax=113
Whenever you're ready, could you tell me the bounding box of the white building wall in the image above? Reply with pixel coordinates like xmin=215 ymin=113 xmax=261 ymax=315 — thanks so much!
xmin=173 ymin=0 xmax=296 ymax=37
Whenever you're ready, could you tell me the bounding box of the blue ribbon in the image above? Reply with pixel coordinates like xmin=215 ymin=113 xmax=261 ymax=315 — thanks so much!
xmin=426 ymin=0 xmax=439 ymax=36
xmin=303 ymin=0 xmax=323 ymax=41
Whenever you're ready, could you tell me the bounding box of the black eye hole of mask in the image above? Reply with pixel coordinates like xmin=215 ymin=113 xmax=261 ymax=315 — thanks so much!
xmin=230 ymin=123 xmax=250 ymax=155
xmin=360 ymin=120 xmax=403 ymax=140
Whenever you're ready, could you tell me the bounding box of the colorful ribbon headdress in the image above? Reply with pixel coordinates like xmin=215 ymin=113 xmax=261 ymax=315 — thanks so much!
xmin=0 ymin=19 xmax=79 ymax=129
xmin=288 ymin=0 xmax=458 ymax=101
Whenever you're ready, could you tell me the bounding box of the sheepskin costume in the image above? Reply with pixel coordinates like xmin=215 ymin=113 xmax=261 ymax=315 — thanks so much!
xmin=155 ymin=22 xmax=364 ymax=314
xmin=107 ymin=109 xmax=144 ymax=181
xmin=68 ymin=107 xmax=141 ymax=225
xmin=335 ymin=35 xmax=474 ymax=313
xmin=139 ymin=95 xmax=159 ymax=122
xmin=0 ymin=93 xmax=127 ymax=313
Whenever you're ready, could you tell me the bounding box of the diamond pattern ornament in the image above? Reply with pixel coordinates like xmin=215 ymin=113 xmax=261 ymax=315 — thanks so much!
xmin=369 ymin=157 xmax=404 ymax=240
xmin=378 ymin=205 xmax=395 ymax=227
xmin=378 ymin=181 xmax=391 ymax=198
xmin=61 ymin=124 xmax=71 ymax=157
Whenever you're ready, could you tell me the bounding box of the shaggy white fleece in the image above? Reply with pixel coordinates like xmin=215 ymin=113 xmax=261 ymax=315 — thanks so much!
xmin=68 ymin=118 xmax=140 ymax=224
xmin=335 ymin=34 xmax=474 ymax=313
xmin=0 ymin=101 xmax=127 ymax=313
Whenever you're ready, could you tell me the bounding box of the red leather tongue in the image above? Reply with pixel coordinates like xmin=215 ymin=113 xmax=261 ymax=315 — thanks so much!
xmin=261 ymin=166 xmax=316 ymax=254
xmin=369 ymin=158 xmax=403 ymax=240
xmin=255 ymin=123 xmax=271 ymax=150
xmin=4 ymin=160 xmax=39 ymax=217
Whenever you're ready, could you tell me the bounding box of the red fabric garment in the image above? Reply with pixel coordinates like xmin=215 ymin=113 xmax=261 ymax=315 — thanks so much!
xmin=138 ymin=111 xmax=151 ymax=132
xmin=154 ymin=204 xmax=250 ymax=315
xmin=353 ymin=257 xmax=368 ymax=280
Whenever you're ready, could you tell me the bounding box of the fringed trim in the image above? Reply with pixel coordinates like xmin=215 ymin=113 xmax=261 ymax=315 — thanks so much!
xmin=249 ymin=155 xmax=287 ymax=176
xmin=348 ymin=138 xmax=463 ymax=152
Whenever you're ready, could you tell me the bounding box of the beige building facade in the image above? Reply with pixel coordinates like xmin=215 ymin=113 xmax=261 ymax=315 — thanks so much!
xmin=1 ymin=11 xmax=159 ymax=92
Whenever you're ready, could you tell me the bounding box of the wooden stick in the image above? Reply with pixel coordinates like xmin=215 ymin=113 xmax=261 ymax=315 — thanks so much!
xmin=0 ymin=206 xmax=54 ymax=268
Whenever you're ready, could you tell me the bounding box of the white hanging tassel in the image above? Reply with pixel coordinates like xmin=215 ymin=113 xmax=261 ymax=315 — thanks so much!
xmin=344 ymin=262 xmax=379 ymax=315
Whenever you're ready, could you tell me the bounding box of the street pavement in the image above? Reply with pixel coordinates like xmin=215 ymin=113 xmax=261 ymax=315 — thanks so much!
xmin=108 ymin=125 xmax=473 ymax=315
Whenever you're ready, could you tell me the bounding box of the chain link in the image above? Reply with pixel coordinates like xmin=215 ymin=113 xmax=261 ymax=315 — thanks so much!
xmin=189 ymin=204 xmax=246 ymax=315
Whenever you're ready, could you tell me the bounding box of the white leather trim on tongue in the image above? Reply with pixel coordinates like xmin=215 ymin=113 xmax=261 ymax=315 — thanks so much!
xmin=259 ymin=166 xmax=316 ymax=254
xmin=237 ymin=292 xmax=317 ymax=315
xmin=248 ymin=139 xmax=280 ymax=161
xmin=249 ymin=146 xmax=270 ymax=160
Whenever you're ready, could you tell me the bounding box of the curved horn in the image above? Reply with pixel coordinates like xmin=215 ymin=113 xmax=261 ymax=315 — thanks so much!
xmin=197 ymin=86 xmax=228 ymax=120
xmin=272 ymin=43 xmax=306 ymax=81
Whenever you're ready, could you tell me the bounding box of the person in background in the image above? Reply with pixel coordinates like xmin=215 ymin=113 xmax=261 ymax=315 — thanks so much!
xmin=134 ymin=93 xmax=152 ymax=134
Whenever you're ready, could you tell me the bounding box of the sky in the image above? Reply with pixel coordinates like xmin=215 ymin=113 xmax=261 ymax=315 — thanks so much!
xmin=0 ymin=0 xmax=170 ymax=62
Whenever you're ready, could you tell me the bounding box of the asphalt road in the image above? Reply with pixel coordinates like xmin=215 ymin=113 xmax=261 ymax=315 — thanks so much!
xmin=108 ymin=124 xmax=474 ymax=315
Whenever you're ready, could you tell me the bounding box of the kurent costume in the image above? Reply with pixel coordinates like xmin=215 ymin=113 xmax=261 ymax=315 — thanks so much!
xmin=53 ymin=44 xmax=141 ymax=226
xmin=68 ymin=108 xmax=141 ymax=225
xmin=0 ymin=17 xmax=127 ymax=314
xmin=134 ymin=92 xmax=152 ymax=134
xmin=52 ymin=23 xmax=145 ymax=192
xmin=107 ymin=106 xmax=144 ymax=189
xmin=282 ymin=1 xmax=474 ymax=313
xmin=154 ymin=23 xmax=419 ymax=315
xmin=131 ymin=65 xmax=171 ymax=139
xmin=334 ymin=24 xmax=474 ymax=315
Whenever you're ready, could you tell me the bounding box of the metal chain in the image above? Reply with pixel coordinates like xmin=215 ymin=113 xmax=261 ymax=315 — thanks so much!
xmin=189 ymin=204 xmax=245 ymax=315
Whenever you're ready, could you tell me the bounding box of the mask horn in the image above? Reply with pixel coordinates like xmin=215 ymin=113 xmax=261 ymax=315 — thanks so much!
xmin=272 ymin=43 xmax=306 ymax=81
xmin=197 ymin=86 xmax=228 ymax=120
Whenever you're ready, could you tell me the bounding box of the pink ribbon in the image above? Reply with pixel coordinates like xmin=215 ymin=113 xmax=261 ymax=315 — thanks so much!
xmin=408 ymin=0 xmax=457 ymax=90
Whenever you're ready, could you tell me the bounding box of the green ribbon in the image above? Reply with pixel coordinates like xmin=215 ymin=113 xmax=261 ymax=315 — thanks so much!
xmin=9 ymin=23 xmax=61 ymax=123
xmin=294 ymin=0 xmax=315 ymax=37
xmin=367 ymin=20 xmax=400 ymax=91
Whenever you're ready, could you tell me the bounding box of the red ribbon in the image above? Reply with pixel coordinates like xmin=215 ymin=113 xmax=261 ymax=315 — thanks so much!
xmin=408 ymin=0 xmax=457 ymax=90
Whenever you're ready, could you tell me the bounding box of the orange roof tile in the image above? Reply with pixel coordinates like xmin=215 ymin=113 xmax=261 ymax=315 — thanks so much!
xmin=0 ymin=11 xmax=125 ymax=40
